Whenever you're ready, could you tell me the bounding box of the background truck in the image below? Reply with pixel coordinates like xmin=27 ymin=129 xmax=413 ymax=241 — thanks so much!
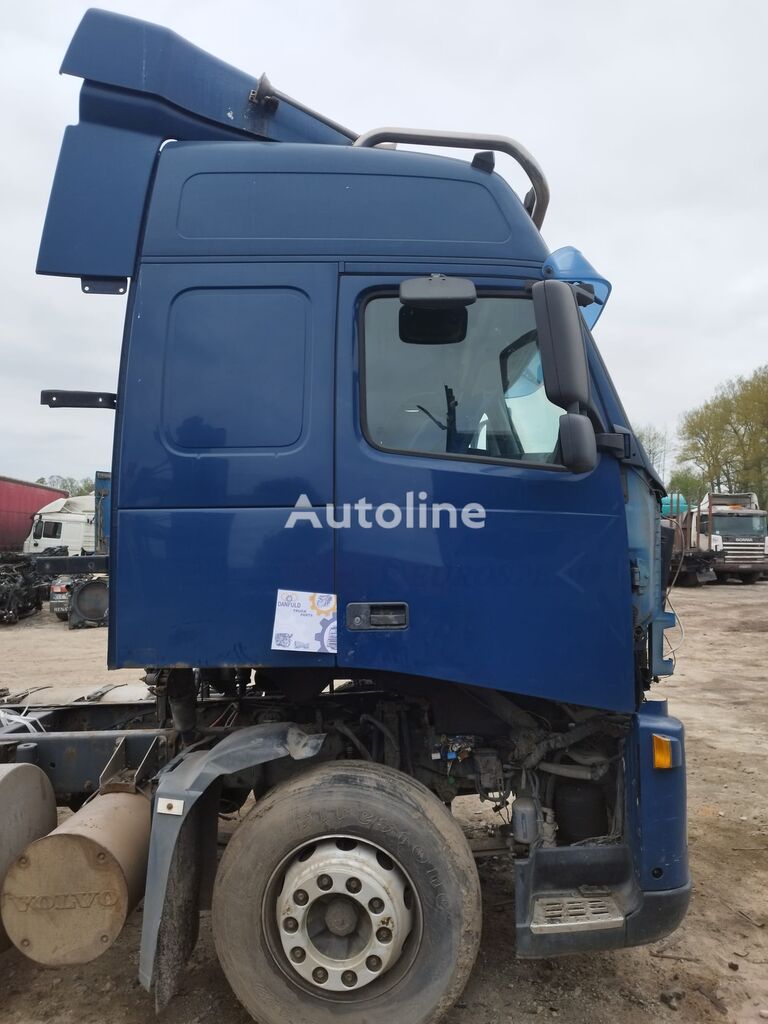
xmin=43 ymin=471 xmax=111 ymax=623
xmin=0 ymin=476 xmax=68 ymax=552
xmin=668 ymin=491 xmax=768 ymax=585
xmin=23 ymin=493 xmax=95 ymax=555
xmin=704 ymin=493 xmax=768 ymax=583
xmin=0 ymin=12 xmax=688 ymax=1024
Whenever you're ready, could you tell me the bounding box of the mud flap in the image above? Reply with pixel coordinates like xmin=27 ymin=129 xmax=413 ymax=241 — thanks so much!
xmin=138 ymin=723 xmax=325 ymax=1010
xmin=153 ymin=790 xmax=217 ymax=1011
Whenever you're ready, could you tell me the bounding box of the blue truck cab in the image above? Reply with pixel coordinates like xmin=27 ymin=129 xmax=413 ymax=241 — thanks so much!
xmin=18 ymin=11 xmax=688 ymax=1023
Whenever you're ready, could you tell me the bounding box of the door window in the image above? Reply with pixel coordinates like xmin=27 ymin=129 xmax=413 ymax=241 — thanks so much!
xmin=362 ymin=295 xmax=563 ymax=465
xmin=42 ymin=521 xmax=62 ymax=539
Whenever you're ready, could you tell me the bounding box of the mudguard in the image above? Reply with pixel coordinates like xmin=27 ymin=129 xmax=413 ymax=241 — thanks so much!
xmin=139 ymin=723 xmax=325 ymax=1009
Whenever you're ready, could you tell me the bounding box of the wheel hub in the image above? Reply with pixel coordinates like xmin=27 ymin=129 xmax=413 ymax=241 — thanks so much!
xmin=275 ymin=837 xmax=414 ymax=993
xmin=324 ymin=897 xmax=358 ymax=936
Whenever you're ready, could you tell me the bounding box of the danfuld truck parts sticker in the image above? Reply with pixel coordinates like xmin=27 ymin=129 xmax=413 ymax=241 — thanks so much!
xmin=271 ymin=589 xmax=337 ymax=654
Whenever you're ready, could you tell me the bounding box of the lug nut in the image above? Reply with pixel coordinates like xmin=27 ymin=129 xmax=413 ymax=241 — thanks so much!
xmin=317 ymin=874 xmax=333 ymax=891
xmin=376 ymin=926 xmax=392 ymax=943
xmin=290 ymin=947 xmax=306 ymax=963
xmin=341 ymin=970 xmax=357 ymax=988
xmin=368 ymin=897 xmax=384 ymax=914
xmin=294 ymin=889 xmax=309 ymax=906
xmin=283 ymin=917 xmax=299 ymax=933
xmin=345 ymin=876 xmax=362 ymax=894
xmin=312 ymin=967 xmax=328 ymax=984
xmin=366 ymin=955 xmax=382 ymax=972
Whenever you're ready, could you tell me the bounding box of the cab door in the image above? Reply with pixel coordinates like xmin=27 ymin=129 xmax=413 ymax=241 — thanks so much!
xmin=334 ymin=272 xmax=636 ymax=712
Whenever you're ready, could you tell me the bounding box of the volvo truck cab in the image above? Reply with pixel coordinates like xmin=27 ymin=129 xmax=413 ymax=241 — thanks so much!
xmin=0 ymin=12 xmax=688 ymax=1024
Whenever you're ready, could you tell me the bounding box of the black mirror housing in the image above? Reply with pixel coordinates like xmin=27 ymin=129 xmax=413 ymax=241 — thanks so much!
xmin=558 ymin=413 xmax=597 ymax=474
xmin=532 ymin=279 xmax=590 ymax=411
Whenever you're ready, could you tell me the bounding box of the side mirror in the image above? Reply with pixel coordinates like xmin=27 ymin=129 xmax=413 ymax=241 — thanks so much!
xmin=558 ymin=413 xmax=597 ymax=474
xmin=531 ymin=279 xmax=590 ymax=411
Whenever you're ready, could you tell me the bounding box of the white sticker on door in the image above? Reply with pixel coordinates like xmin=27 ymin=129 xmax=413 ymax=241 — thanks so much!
xmin=271 ymin=589 xmax=337 ymax=654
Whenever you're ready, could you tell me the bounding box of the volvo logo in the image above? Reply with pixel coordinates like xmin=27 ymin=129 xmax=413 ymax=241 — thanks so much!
xmin=2 ymin=890 xmax=119 ymax=912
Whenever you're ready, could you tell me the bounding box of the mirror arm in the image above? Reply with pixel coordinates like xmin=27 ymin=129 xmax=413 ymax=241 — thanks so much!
xmin=596 ymin=432 xmax=631 ymax=459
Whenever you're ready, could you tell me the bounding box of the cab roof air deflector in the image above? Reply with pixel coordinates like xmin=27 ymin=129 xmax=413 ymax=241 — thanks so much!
xmin=37 ymin=9 xmax=551 ymax=282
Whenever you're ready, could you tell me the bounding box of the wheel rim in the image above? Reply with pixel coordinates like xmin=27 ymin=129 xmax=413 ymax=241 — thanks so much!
xmin=270 ymin=837 xmax=417 ymax=995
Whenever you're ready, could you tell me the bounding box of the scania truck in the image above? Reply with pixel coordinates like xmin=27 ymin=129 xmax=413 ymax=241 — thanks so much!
xmin=0 ymin=12 xmax=688 ymax=1024
xmin=668 ymin=491 xmax=768 ymax=585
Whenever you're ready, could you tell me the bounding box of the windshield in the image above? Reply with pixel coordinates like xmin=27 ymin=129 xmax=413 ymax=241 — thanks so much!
xmin=363 ymin=295 xmax=564 ymax=464
xmin=711 ymin=513 xmax=767 ymax=538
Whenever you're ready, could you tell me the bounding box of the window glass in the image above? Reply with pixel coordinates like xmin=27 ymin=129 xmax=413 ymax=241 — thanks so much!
xmin=712 ymin=514 xmax=766 ymax=538
xmin=42 ymin=521 xmax=62 ymax=539
xmin=33 ymin=520 xmax=43 ymax=539
xmin=363 ymin=295 xmax=563 ymax=463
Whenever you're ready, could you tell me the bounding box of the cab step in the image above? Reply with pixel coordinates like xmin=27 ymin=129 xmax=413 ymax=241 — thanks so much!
xmin=530 ymin=888 xmax=624 ymax=934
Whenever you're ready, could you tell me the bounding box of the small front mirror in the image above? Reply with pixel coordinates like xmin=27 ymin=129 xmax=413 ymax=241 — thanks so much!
xmin=399 ymin=274 xmax=475 ymax=344
xmin=532 ymin=279 xmax=590 ymax=411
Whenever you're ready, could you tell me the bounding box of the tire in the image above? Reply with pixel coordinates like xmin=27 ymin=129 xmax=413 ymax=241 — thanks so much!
xmin=741 ymin=572 xmax=761 ymax=585
xmin=55 ymin=611 xmax=69 ymax=622
xmin=676 ymin=573 xmax=700 ymax=588
xmin=212 ymin=760 xmax=481 ymax=1024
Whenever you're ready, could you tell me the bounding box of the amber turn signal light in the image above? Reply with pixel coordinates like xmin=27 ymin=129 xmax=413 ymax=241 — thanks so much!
xmin=652 ymin=734 xmax=674 ymax=769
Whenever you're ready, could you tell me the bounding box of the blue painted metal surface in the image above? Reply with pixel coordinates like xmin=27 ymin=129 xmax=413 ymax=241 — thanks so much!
xmin=625 ymin=701 xmax=689 ymax=891
xmin=115 ymin=261 xmax=336 ymax=509
xmin=111 ymin=509 xmax=334 ymax=669
xmin=142 ymin=142 xmax=549 ymax=263
xmin=61 ymin=9 xmax=353 ymax=145
xmin=38 ymin=8 xmax=354 ymax=279
xmin=109 ymin=261 xmax=337 ymax=668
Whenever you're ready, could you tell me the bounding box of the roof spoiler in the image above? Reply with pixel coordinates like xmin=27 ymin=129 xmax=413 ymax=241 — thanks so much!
xmin=38 ymin=9 xmax=356 ymax=281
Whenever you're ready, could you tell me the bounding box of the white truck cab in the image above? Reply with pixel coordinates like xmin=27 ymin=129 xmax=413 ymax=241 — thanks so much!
xmin=23 ymin=494 xmax=96 ymax=555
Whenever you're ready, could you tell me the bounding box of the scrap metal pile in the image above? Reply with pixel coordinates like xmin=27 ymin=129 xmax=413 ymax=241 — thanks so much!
xmin=0 ymin=553 xmax=46 ymax=624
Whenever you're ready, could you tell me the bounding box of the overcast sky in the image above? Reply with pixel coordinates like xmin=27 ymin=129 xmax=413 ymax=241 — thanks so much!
xmin=1 ymin=0 xmax=766 ymax=483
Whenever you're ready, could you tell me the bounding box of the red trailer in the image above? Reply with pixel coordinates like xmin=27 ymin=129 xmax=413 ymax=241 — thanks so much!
xmin=0 ymin=477 xmax=69 ymax=552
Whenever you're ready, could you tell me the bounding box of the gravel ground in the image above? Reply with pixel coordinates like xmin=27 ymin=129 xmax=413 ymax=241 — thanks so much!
xmin=1 ymin=582 xmax=767 ymax=1024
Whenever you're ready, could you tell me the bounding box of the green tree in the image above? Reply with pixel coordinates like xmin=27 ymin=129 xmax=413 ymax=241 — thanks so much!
xmin=676 ymin=364 xmax=768 ymax=505
xmin=35 ymin=475 xmax=94 ymax=496
xmin=666 ymin=466 xmax=706 ymax=506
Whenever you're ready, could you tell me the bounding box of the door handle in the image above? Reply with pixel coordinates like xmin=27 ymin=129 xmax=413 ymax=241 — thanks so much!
xmin=346 ymin=602 xmax=409 ymax=630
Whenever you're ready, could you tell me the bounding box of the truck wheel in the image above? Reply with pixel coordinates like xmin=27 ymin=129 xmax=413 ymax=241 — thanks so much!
xmin=55 ymin=612 xmax=69 ymax=621
xmin=677 ymin=573 xmax=700 ymax=588
xmin=212 ymin=760 xmax=481 ymax=1024
xmin=741 ymin=572 xmax=761 ymax=585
